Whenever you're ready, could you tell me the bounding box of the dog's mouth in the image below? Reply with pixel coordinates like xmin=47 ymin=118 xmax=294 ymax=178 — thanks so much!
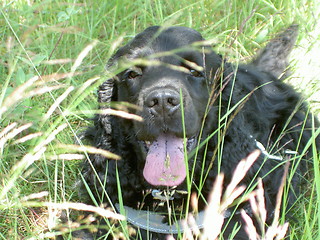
xmin=142 ymin=134 xmax=197 ymax=187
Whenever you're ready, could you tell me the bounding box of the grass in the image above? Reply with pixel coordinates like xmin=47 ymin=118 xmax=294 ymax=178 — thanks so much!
xmin=0 ymin=0 xmax=319 ymax=239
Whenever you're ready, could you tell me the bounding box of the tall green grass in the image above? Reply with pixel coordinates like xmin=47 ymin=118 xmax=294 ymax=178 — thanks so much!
xmin=0 ymin=0 xmax=319 ymax=239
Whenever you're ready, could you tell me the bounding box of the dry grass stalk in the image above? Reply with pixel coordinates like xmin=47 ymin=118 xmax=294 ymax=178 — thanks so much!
xmin=57 ymin=144 xmax=121 ymax=160
xmin=0 ymin=122 xmax=32 ymax=150
xmin=201 ymin=150 xmax=260 ymax=240
xmin=241 ymin=163 xmax=290 ymax=240
xmin=13 ymin=132 xmax=43 ymax=144
xmin=42 ymin=58 xmax=73 ymax=65
xmin=0 ymin=72 xmax=81 ymax=117
xmin=43 ymin=86 xmax=75 ymax=121
xmin=43 ymin=202 xmax=125 ymax=220
xmin=69 ymin=109 xmax=144 ymax=122
xmin=176 ymin=150 xmax=289 ymax=240
xmin=71 ymin=40 xmax=98 ymax=74
xmin=49 ymin=153 xmax=85 ymax=160
xmin=0 ymin=123 xmax=68 ymax=200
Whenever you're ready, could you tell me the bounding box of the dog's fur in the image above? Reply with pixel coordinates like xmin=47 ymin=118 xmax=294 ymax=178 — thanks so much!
xmin=81 ymin=25 xmax=318 ymax=239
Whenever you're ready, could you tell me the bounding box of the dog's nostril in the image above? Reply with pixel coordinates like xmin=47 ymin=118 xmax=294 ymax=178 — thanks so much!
xmin=167 ymin=97 xmax=179 ymax=106
xmin=148 ymin=98 xmax=158 ymax=108
xmin=145 ymin=90 xmax=180 ymax=115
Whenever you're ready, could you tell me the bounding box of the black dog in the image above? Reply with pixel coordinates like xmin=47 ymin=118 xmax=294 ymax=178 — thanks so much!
xmin=81 ymin=25 xmax=318 ymax=239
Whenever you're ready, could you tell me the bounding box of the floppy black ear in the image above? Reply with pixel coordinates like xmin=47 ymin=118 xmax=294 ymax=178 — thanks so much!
xmin=98 ymin=77 xmax=114 ymax=104
xmin=252 ymin=24 xmax=299 ymax=79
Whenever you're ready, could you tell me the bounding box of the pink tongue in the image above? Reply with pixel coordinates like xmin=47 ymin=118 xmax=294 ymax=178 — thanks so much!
xmin=143 ymin=134 xmax=186 ymax=186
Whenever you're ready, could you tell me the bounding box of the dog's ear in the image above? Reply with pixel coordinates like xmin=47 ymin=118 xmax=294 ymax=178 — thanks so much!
xmin=252 ymin=24 xmax=299 ymax=79
xmin=98 ymin=77 xmax=114 ymax=104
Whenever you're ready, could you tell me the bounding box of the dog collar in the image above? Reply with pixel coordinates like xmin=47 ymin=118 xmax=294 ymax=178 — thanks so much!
xmin=114 ymin=203 xmax=249 ymax=234
xmin=115 ymin=203 xmax=206 ymax=234
xmin=114 ymin=187 xmax=240 ymax=234
xmin=114 ymin=187 xmax=202 ymax=234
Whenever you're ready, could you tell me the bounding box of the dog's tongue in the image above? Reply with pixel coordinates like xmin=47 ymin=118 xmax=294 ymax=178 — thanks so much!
xmin=143 ymin=134 xmax=186 ymax=186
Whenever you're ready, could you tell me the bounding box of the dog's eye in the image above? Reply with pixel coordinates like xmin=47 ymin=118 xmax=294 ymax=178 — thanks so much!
xmin=126 ymin=68 xmax=142 ymax=79
xmin=189 ymin=69 xmax=204 ymax=78
xmin=128 ymin=71 xmax=140 ymax=79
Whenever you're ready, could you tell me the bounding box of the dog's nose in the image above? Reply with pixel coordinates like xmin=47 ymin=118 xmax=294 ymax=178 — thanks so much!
xmin=145 ymin=90 xmax=180 ymax=116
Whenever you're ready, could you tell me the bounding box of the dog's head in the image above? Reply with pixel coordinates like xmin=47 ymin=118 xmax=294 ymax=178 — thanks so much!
xmin=97 ymin=25 xmax=298 ymax=189
xmin=100 ymin=26 xmax=222 ymax=187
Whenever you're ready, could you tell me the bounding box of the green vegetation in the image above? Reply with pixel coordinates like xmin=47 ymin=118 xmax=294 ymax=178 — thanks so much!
xmin=0 ymin=0 xmax=319 ymax=239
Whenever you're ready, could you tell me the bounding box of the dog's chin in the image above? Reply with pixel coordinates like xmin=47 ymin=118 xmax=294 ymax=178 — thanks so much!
xmin=138 ymin=132 xmax=198 ymax=187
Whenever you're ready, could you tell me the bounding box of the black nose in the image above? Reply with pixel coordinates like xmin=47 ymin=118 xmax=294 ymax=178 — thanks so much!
xmin=145 ymin=89 xmax=180 ymax=116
